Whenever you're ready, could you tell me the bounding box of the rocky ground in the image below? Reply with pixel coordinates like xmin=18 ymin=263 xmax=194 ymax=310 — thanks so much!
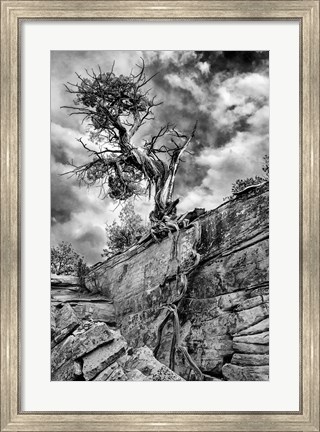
xmin=51 ymin=277 xmax=183 ymax=381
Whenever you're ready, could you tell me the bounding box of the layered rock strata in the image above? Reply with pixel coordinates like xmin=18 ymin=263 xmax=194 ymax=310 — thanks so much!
xmin=83 ymin=183 xmax=269 ymax=381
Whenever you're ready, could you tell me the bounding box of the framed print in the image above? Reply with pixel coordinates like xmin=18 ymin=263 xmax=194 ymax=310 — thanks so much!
xmin=50 ymin=48 xmax=271 ymax=385
xmin=1 ymin=1 xmax=319 ymax=431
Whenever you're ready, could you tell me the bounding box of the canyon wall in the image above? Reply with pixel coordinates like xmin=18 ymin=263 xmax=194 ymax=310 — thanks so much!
xmin=85 ymin=182 xmax=269 ymax=381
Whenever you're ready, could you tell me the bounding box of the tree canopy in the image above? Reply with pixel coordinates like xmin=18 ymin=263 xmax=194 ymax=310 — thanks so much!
xmin=51 ymin=242 xmax=90 ymax=284
xmin=63 ymin=60 xmax=196 ymax=238
xmin=102 ymin=201 xmax=148 ymax=258
xmin=51 ymin=241 xmax=81 ymax=275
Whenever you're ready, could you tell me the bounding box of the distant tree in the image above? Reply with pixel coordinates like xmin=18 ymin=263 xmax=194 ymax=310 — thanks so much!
xmin=102 ymin=201 xmax=148 ymax=258
xmin=224 ymin=154 xmax=269 ymax=201
xmin=62 ymin=60 xmax=196 ymax=238
xmin=77 ymin=257 xmax=90 ymax=288
xmin=51 ymin=241 xmax=81 ymax=275
xmin=261 ymin=154 xmax=269 ymax=179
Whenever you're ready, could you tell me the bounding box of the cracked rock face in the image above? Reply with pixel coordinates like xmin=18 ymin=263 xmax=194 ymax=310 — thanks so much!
xmin=52 ymin=184 xmax=269 ymax=381
xmin=84 ymin=183 xmax=269 ymax=381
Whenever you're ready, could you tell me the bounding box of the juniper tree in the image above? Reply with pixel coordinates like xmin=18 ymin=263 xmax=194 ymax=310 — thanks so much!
xmin=62 ymin=60 xmax=196 ymax=238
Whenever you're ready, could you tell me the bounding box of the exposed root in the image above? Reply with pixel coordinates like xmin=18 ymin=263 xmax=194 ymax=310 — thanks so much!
xmin=177 ymin=347 xmax=203 ymax=380
xmin=153 ymin=309 xmax=171 ymax=358
xmin=155 ymin=304 xmax=203 ymax=380
xmin=153 ymin=221 xmax=204 ymax=380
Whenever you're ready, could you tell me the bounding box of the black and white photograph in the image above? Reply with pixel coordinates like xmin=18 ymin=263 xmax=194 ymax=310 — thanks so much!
xmin=51 ymin=50 xmax=269 ymax=382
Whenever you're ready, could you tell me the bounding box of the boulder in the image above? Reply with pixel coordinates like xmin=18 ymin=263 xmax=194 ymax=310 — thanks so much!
xmin=72 ymin=322 xmax=114 ymax=358
xmin=94 ymin=360 xmax=150 ymax=381
xmin=51 ymin=322 xmax=114 ymax=372
xmin=231 ymin=353 xmax=269 ymax=366
xmin=82 ymin=333 xmax=127 ymax=380
xmin=53 ymin=304 xmax=80 ymax=344
xmin=222 ymin=364 xmax=269 ymax=381
xmin=125 ymin=346 xmax=184 ymax=381
xmin=51 ymin=358 xmax=82 ymax=381
xmin=51 ymin=335 xmax=76 ymax=372
xmin=94 ymin=362 xmax=119 ymax=381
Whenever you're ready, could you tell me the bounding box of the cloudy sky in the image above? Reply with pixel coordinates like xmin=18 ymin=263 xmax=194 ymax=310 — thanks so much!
xmin=51 ymin=50 xmax=269 ymax=264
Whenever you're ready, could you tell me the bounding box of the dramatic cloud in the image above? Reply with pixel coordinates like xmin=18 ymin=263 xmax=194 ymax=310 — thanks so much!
xmin=179 ymin=130 xmax=268 ymax=212
xmin=197 ymin=61 xmax=210 ymax=75
xmin=51 ymin=50 xmax=269 ymax=264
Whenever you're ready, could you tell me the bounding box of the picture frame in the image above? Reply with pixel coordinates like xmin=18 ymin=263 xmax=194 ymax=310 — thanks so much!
xmin=1 ymin=1 xmax=319 ymax=431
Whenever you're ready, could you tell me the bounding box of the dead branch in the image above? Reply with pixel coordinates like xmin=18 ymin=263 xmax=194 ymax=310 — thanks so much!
xmin=61 ymin=60 xmax=197 ymax=226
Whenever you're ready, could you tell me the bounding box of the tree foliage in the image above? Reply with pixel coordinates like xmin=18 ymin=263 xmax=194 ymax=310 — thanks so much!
xmin=224 ymin=154 xmax=269 ymax=200
xmin=102 ymin=201 xmax=148 ymax=257
xmin=63 ymin=60 xmax=196 ymax=236
xmin=51 ymin=242 xmax=90 ymax=281
xmin=51 ymin=242 xmax=81 ymax=275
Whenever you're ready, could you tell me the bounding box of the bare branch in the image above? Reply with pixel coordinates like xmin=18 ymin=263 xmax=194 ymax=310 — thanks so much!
xmin=61 ymin=60 xmax=197 ymax=226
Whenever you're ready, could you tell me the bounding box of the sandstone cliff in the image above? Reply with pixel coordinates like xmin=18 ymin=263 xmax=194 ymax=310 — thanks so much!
xmin=51 ymin=182 xmax=269 ymax=381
